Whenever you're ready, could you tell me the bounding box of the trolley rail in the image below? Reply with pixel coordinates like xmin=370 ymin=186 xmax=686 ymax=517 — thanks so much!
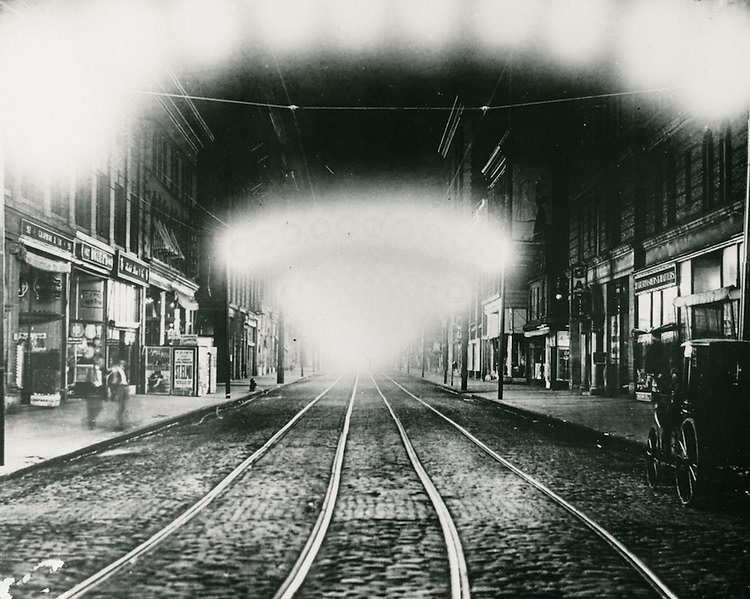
xmin=385 ymin=374 xmax=680 ymax=599
xmin=372 ymin=375 xmax=471 ymax=599
xmin=56 ymin=376 xmax=344 ymax=599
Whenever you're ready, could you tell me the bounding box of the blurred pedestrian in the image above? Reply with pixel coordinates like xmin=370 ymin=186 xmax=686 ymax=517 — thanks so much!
xmin=85 ymin=355 xmax=106 ymax=429
xmin=107 ymin=359 xmax=130 ymax=431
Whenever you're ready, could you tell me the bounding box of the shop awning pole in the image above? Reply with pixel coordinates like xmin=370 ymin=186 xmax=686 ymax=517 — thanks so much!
xmin=498 ymin=260 xmax=506 ymax=400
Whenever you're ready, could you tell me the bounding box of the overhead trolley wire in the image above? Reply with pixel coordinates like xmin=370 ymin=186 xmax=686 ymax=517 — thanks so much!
xmin=126 ymin=86 xmax=681 ymax=113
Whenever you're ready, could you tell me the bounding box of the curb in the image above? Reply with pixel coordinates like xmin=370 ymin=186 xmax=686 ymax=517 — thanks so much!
xmin=412 ymin=376 xmax=643 ymax=454
xmin=1 ymin=376 xmax=311 ymax=481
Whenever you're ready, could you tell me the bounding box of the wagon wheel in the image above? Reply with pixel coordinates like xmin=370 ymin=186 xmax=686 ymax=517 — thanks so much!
xmin=645 ymin=427 xmax=661 ymax=489
xmin=675 ymin=418 xmax=700 ymax=506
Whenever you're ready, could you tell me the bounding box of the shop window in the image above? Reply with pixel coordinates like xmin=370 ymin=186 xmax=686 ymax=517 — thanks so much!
xmin=108 ymin=280 xmax=140 ymax=324
xmin=114 ymin=184 xmax=127 ymax=248
xmin=692 ymin=250 xmax=721 ymax=293
xmin=96 ymin=172 xmax=110 ymax=240
xmin=50 ymin=179 xmax=68 ymax=218
xmin=722 ymin=245 xmax=738 ymax=288
xmin=75 ymin=173 xmax=92 ymax=231
xmin=130 ymin=193 xmax=140 ymax=252
xmin=702 ymin=128 xmax=715 ymax=209
xmin=679 ymin=261 xmax=692 ymax=296
xmin=637 ymin=286 xmax=677 ymax=331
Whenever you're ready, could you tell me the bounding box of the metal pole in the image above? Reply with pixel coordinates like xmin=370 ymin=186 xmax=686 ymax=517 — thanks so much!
xmin=421 ymin=326 xmax=425 ymax=378
xmin=277 ymin=308 xmax=284 ymax=384
xmin=300 ymin=338 xmax=304 ymax=377
xmin=740 ymin=105 xmax=750 ymax=340
xmin=225 ymin=258 xmax=231 ymax=399
xmin=498 ymin=260 xmax=506 ymax=400
xmin=0 ymin=130 xmax=5 ymax=465
xmin=442 ymin=318 xmax=448 ymax=384
xmin=460 ymin=309 xmax=469 ymax=392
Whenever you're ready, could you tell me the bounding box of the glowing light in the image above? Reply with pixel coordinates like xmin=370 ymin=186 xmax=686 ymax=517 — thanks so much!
xmin=472 ymin=0 xmax=540 ymax=50
xmin=618 ymin=0 xmax=697 ymax=89
xmin=326 ymin=0 xmax=386 ymax=51
xmin=255 ymin=0 xmax=321 ymax=53
xmin=681 ymin=5 xmax=750 ymax=118
xmin=168 ymin=0 xmax=239 ymax=65
xmin=222 ymin=201 xmax=510 ymax=371
xmin=544 ymin=0 xmax=614 ymax=65
xmin=396 ymin=0 xmax=460 ymax=50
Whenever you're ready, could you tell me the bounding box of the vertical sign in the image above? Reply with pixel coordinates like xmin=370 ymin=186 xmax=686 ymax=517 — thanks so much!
xmin=172 ymin=347 xmax=196 ymax=395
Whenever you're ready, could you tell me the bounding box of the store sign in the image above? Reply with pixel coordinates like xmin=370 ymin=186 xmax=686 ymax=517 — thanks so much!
xmin=77 ymin=242 xmax=115 ymax=271
xmin=116 ymin=252 xmax=150 ymax=285
xmin=634 ymin=265 xmax=677 ymax=295
xmin=21 ymin=219 xmax=73 ymax=254
xmin=80 ymin=289 xmax=103 ymax=309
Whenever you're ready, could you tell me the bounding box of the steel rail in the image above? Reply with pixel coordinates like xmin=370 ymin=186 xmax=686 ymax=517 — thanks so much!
xmin=371 ymin=375 xmax=471 ymax=599
xmin=56 ymin=376 xmax=344 ymax=599
xmin=272 ymin=373 xmax=360 ymax=599
xmin=385 ymin=375 xmax=680 ymax=599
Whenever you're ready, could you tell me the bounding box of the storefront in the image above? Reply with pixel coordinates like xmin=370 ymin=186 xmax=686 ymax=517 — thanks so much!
xmin=108 ymin=251 xmax=149 ymax=392
xmin=66 ymin=233 xmax=114 ymax=399
xmin=523 ymin=324 xmax=570 ymax=389
xmin=10 ymin=219 xmax=73 ymax=407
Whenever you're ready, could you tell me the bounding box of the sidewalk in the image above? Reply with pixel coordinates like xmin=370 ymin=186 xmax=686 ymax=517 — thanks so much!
xmin=413 ymin=370 xmax=653 ymax=448
xmin=0 ymin=372 xmax=305 ymax=478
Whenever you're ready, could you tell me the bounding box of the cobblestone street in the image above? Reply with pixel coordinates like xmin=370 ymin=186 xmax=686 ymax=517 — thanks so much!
xmin=0 ymin=374 xmax=748 ymax=598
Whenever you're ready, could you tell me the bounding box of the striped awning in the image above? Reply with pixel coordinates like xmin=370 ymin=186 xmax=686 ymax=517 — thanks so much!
xmin=153 ymin=219 xmax=185 ymax=260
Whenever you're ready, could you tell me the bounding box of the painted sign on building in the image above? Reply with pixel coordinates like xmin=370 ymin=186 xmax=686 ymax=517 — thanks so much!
xmin=634 ymin=264 xmax=677 ymax=295
xmin=116 ymin=252 xmax=150 ymax=286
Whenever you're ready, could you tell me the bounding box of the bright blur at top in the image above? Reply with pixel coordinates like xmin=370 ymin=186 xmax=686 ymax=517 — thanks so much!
xmin=1 ymin=0 xmax=750 ymax=175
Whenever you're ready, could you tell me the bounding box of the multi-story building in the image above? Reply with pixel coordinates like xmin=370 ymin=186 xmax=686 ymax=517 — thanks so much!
xmin=3 ymin=75 xmax=212 ymax=408
xmin=567 ymin=94 xmax=748 ymax=399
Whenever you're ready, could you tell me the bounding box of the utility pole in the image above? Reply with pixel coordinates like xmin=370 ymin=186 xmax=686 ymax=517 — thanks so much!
xmin=225 ymin=258 xmax=231 ymax=399
xmin=498 ymin=260 xmax=506 ymax=400
xmin=460 ymin=309 xmax=469 ymax=392
xmin=442 ymin=318 xmax=449 ymax=384
xmin=421 ymin=326 xmax=425 ymax=378
xmin=277 ymin=309 xmax=284 ymax=384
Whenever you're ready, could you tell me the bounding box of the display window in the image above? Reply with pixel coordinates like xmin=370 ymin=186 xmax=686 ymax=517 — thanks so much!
xmin=16 ymin=263 xmax=67 ymax=405
xmin=66 ymin=273 xmax=106 ymax=398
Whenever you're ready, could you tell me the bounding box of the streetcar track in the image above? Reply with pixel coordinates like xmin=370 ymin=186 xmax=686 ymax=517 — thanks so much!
xmin=272 ymin=373 xmax=360 ymax=599
xmin=384 ymin=374 xmax=680 ymax=599
xmin=371 ymin=374 xmax=471 ymax=599
xmin=55 ymin=376 xmax=344 ymax=599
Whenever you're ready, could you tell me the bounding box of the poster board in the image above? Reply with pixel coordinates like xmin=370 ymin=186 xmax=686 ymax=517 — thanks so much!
xmin=144 ymin=346 xmax=171 ymax=394
xmin=172 ymin=347 xmax=197 ymax=396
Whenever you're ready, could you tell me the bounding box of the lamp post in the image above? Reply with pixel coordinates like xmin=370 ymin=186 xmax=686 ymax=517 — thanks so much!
xmin=497 ymin=259 xmax=506 ymax=400
xmin=225 ymin=257 xmax=231 ymax=399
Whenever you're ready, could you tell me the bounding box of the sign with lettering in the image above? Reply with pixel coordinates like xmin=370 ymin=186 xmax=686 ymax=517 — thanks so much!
xmin=77 ymin=242 xmax=115 ymax=271
xmin=634 ymin=265 xmax=677 ymax=295
xmin=116 ymin=252 xmax=150 ymax=285
xmin=20 ymin=219 xmax=73 ymax=254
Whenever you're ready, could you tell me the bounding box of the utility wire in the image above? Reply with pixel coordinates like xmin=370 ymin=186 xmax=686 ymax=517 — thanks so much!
xmin=127 ymin=86 xmax=681 ymax=113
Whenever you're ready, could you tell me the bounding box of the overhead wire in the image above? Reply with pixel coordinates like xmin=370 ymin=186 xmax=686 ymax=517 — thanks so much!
xmin=126 ymin=86 xmax=681 ymax=113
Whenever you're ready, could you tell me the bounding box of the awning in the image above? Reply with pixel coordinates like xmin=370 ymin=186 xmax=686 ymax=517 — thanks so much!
xmin=176 ymin=290 xmax=199 ymax=311
xmin=21 ymin=248 xmax=71 ymax=273
xmin=153 ymin=219 xmax=185 ymax=260
xmin=673 ymin=286 xmax=739 ymax=308
xmin=524 ymin=326 xmax=550 ymax=338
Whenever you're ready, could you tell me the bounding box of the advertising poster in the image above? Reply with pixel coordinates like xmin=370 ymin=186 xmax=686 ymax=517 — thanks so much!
xmin=172 ymin=347 xmax=196 ymax=396
xmin=144 ymin=346 xmax=171 ymax=394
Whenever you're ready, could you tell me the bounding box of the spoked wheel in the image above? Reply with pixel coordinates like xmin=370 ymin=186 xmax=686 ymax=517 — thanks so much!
xmin=645 ymin=427 xmax=661 ymax=489
xmin=675 ymin=418 xmax=700 ymax=506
